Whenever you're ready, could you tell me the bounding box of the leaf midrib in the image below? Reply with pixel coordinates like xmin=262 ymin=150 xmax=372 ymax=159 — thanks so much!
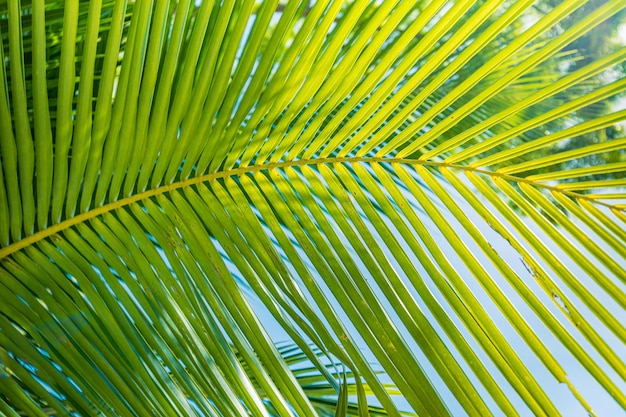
xmin=0 ymin=156 xmax=620 ymax=259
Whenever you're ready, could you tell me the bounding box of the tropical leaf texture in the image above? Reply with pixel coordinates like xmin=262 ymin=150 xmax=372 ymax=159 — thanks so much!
xmin=0 ymin=0 xmax=625 ymax=415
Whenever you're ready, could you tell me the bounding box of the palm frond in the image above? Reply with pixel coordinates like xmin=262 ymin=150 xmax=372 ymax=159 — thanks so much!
xmin=1 ymin=0 xmax=625 ymax=415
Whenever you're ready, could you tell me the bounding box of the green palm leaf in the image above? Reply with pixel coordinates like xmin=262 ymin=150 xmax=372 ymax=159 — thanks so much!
xmin=1 ymin=0 xmax=625 ymax=415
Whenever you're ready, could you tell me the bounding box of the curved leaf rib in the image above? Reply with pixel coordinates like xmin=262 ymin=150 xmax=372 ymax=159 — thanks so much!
xmin=1 ymin=158 xmax=623 ymax=259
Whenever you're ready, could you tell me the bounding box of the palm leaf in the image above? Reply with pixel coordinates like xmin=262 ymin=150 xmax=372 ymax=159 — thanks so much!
xmin=1 ymin=0 xmax=625 ymax=415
